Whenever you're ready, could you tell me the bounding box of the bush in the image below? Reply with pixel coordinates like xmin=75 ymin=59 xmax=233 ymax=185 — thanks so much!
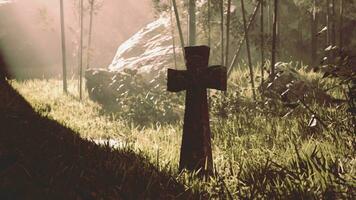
xmin=86 ymin=69 xmax=184 ymax=126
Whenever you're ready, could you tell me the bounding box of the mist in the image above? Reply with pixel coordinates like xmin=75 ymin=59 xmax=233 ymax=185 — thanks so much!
xmin=0 ymin=0 xmax=154 ymax=79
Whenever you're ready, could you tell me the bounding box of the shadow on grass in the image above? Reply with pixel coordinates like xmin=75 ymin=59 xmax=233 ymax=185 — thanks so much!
xmin=0 ymin=80 xmax=204 ymax=200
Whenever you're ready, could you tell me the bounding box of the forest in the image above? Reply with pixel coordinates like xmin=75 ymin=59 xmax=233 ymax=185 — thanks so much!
xmin=0 ymin=0 xmax=355 ymax=199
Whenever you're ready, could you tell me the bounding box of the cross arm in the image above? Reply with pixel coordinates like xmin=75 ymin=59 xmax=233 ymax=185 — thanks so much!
xmin=167 ymin=69 xmax=189 ymax=92
xmin=167 ymin=66 xmax=227 ymax=92
xmin=203 ymin=65 xmax=227 ymax=91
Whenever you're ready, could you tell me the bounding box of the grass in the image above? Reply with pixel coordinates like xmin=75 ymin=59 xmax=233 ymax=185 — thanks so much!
xmin=0 ymin=80 xmax=203 ymax=199
xmin=9 ymin=66 xmax=356 ymax=199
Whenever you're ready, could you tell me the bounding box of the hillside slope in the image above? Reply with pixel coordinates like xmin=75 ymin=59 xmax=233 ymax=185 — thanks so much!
xmin=0 ymin=80 xmax=203 ymax=199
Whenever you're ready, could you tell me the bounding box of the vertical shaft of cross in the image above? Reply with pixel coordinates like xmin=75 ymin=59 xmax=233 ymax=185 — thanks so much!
xmin=180 ymin=85 xmax=213 ymax=174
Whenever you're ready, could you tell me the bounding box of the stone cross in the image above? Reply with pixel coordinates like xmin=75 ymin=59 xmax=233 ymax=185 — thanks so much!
xmin=167 ymin=46 xmax=227 ymax=175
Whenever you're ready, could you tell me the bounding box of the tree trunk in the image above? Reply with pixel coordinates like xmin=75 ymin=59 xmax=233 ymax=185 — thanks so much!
xmin=220 ymin=0 xmax=224 ymax=66
xmin=169 ymin=0 xmax=177 ymax=69
xmin=267 ymin=0 xmax=271 ymax=34
xmin=225 ymin=0 xmax=232 ymax=66
xmin=79 ymin=0 xmax=83 ymax=100
xmin=172 ymin=0 xmax=185 ymax=58
xmin=208 ymin=0 xmax=211 ymax=48
xmin=188 ymin=0 xmax=196 ymax=46
xmin=271 ymin=0 xmax=278 ymax=76
xmin=87 ymin=1 xmax=94 ymax=69
xmin=60 ymin=0 xmax=67 ymax=93
xmin=311 ymin=0 xmax=318 ymax=68
xmin=339 ymin=0 xmax=344 ymax=50
xmin=326 ymin=0 xmax=330 ymax=48
xmin=241 ymin=0 xmax=256 ymax=100
xmin=227 ymin=2 xmax=260 ymax=77
xmin=331 ymin=0 xmax=336 ymax=49
xmin=260 ymin=0 xmax=265 ymax=91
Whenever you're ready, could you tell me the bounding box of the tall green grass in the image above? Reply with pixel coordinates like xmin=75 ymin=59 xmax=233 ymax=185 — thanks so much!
xmin=11 ymin=66 xmax=355 ymax=199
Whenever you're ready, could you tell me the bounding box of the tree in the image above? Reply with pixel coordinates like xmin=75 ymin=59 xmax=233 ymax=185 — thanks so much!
xmin=220 ymin=0 xmax=224 ymax=65
xmin=60 ymin=0 xmax=68 ymax=93
xmin=271 ymin=0 xmax=278 ymax=76
xmin=169 ymin=0 xmax=177 ymax=69
xmin=240 ymin=0 xmax=256 ymax=100
xmin=227 ymin=2 xmax=261 ymax=77
xmin=79 ymin=0 xmax=84 ymax=100
xmin=188 ymin=0 xmax=196 ymax=46
xmin=208 ymin=0 xmax=211 ymax=48
xmin=339 ymin=0 xmax=344 ymax=49
xmin=326 ymin=0 xmax=330 ymax=51
xmin=331 ymin=0 xmax=336 ymax=50
xmin=260 ymin=0 xmax=265 ymax=91
xmin=311 ymin=0 xmax=318 ymax=68
xmin=86 ymin=0 xmax=94 ymax=69
xmin=172 ymin=0 xmax=185 ymax=58
xmin=225 ymin=0 xmax=232 ymax=67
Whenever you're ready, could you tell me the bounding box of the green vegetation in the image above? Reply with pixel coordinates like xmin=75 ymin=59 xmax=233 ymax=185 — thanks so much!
xmin=0 ymin=80 xmax=202 ymax=199
xmin=11 ymin=65 xmax=355 ymax=199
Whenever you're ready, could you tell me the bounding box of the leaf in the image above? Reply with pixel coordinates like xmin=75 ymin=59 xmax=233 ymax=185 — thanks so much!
xmin=317 ymin=26 xmax=328 ymax=35
xmin=281 ymin=89 xmax=290 ymax=97
xmin=325 ymin=45 xmax=333 ymax=51
xmin=282 ymin=109 xmax=295 ymax=118
xmin=308 ymin=115 xmax=318 ymax=128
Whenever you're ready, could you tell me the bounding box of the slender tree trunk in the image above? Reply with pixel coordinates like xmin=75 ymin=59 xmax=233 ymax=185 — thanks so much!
xmin=268 ymin=0 xmax=271 ymax=34
xmin=225 ymin=0 xmax=232 ymax=66
xmin=271 ymin=0 xmax=278 ymax=76
xmin=339 ymin=0 xmax=344 ymax=50
xmin=331 ymin=0 xmax=336 ymax=49
xmin=172 ymin=0 xmax=185 ymax=58
xmin=260 ymin=0 xmax=265 ymax=90
xmin=228 ymin=2 xmax=260 ymax=77
xmin=188 ymin=0 xmax=196 ymax=46
xmin=311 ymin=0 xmax=318 ymax=68
xmin=207 ymin=0 xmax=211 ymax=98
xmin=60 ymin=0 xmax=67 ymax=93
xmin=241 ymin=0 xmax=256 ymax=100
xmin=79 ymin=0 xmax=83 ymax=100
xmin=169 ymin=0 xmax=177 ymax=69
xmin=220 ymin=0 xmax=224 ymax=66
xmin=208 ymin=0 xmax=211 ymax=48
xmin=87 ymin=1 xmax=94 ymax=69
xmin=277 ymin=0 xmax=281 ymax=59
xmin=298 ymin=19 xmax=303 ymax=48
xmin=326 ymin=0 xmax=330 ymax=48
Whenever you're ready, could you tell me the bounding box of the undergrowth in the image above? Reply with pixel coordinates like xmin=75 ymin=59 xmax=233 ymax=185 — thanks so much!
xmin=11 ymin=65 xmax=356 ymax=199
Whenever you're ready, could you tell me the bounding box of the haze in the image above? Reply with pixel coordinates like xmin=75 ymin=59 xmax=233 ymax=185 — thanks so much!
xmin=0 ymin=0 xmax=154 ymax=79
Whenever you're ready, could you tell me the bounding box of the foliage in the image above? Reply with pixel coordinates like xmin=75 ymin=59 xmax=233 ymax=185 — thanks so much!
xmin=319 ymin=47 xmax=356 ymax=132
xmin=12 ymin=65 xmax=356 ymax=199
xmin=152 ymin=0 xmax=356 ymax=68
xmin=86 ymin=69 xmax=184 ymax=126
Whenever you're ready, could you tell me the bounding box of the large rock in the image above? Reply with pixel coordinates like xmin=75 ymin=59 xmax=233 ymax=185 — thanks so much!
xmin=108 ymin=14 xmax=182 ymax=76
xmin=86 ymin=14 xmax=183 ymax=104
xmin=85 ymin=14 xmax=184 ymax=111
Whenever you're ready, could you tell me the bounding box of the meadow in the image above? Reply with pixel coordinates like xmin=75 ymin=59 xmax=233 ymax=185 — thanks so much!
xmin=11 ymin=65 xmax=355 ymax=199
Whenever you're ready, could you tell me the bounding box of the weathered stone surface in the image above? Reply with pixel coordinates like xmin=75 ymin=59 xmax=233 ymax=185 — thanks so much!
xmin=109 ymin=14 xmax=183 ymax=75
xmin=86 ymin=13 xmax=186 ymax=111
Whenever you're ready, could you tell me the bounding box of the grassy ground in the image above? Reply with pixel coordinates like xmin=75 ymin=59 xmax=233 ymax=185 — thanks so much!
xmin=9 ymin=67 xmax=356 ymax=199
xmin=0 ymin=80 xmax=203 ymax=199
